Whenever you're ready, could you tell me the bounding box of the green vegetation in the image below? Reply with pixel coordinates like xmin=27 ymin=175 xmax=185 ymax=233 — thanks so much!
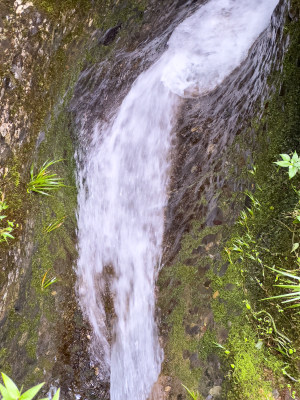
xmin=214 ymin=154 xmax=300 ymax=398
xmin=45 ymin=216 xmax=66 ymax=233
xmin=27 ymin=160 xmax=66 ymax=196
xmin=0 ymin=373 xmax=60 ymax=400
xmin=275 ymin=152 xmax=300 ymax=179
xmin=182 ymin=384 xmax=201 ymax=400
xmin=41 ymin=269 xmax=58 ymax=291
xmin=0 ymin=195 xmax=15 ymax=244
xmin=263 ymin=267 xmax=300 ymax=311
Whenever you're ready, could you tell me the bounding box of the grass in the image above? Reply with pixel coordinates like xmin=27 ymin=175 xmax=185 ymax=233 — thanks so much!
xmin=27 ymin=160 xmax=66 ymax=196
xmin=262 ymin=267 xmax=300 ymax=311
xmin=182 ymin=384 xmax=201 ymax=400
xmin=45 ymin=216 xmax=66 ymax=233
xmin=41 ymin=269 xmax=58 ymax=291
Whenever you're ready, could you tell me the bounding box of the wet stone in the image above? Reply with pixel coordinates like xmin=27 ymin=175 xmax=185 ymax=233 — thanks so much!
xmin=204 ymin=279 xmax=212 ymax=288
xmin=182 ymin=349 xmax=190 ymax=359
xmin=209 ymin=386 xmax=222 ymax=398
xmin=189 ymin=352 xmax=201 ymax=369
xmin=201 ymin=233 xmax=217 ymax=245
xmin=192 ymin=245 xmax=206 ymax=255
xmin=198 ymin=264 xmax=210 ymax=277
xmin=100 ymin=25 xmax=122 ymax=46
xmin=224 ymin=283 xmax=236 ymax=291
xmin=216 ymin=262 xmax=229 ymax=277
xmin=272 ymin=389 xmax=280 ymax=399
xmin=185 ymin=324 xmax=200 ymax=336
xmin=206 ymin=207 xmax=224 ymax=226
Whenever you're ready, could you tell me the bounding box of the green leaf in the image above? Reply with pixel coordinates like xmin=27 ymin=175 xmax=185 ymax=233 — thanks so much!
xmin=1 ymin=373 xmax=20 ymax=399
xmin=52 ymin=388 xmax=60 ymax=400
xmin=20 ymin=383 xmax=44 ymax=400
xmin=0 ymin=383 xmax=12 ymax=399
xmin=274 ymin=160 xmax=290 ymax=167
xmin=280 ymin=153 xmax=291 ymax=161
xmin=291 ymin=243 xmax=299 ymax=253
xmin=266 ymin=266 xmax=300 ymax=281
xmin=182 ymin=385 xmax=198 ymax=400
xmin=289 ymin=166 xmax=298 ymax=179
xmin=291 ymin=151 xmax=299 ymax=163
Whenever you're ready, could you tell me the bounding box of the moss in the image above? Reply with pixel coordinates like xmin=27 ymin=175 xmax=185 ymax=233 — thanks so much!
xmin=225 ymin=325 xmax=273 ymax=400
xmin=32 ymin=0 xmax=91 ymax=17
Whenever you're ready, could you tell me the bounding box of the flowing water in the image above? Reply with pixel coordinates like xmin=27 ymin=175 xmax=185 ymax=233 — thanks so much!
xmin=76 ymin=1 xmax=278 ymax=399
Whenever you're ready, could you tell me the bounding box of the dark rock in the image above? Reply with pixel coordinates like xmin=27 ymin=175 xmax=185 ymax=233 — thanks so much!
xmin=183 ymin=349 xmax=190 ymax=359
xmin=189 ymin=352 xmax=201 ymax=369
xmin=218 ymin=262 xmax=229 ymax=277
xmin=100 ymin=25 xmax=121 ymax=46
xmin=192 ymin=245 xmax=206 ymax=255
xmin=202 ymin=234 xmax=217 ymax=245
xmin=198 ymin=264 xmax=210 ymax=277
xmin=206 ymin=207 xmax=224 ymax=226
xmin=224 ymin=283 xmax=236 ymax=291
xmin=185 ymin=324 xmax=200 ymax=336
xmin=204 ymin=279 xmax=211 ymax=288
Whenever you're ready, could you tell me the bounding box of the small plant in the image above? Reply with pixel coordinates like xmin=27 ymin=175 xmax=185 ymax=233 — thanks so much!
xmin=252 ymin=309 xmax=295 ymax=357
xmin=0 ymin=372 xmax=60 ymax=400
xmin=45 ymin=216 xmax=66 ymax=233
xmin=0 ymin=194 xmax=16 ymax=244
xmin=214 ymin=342 xmax=230 ymax=355
xmin=274 ymin=152 xmax=300 ymax=179
xmin=41 ymin=269 xmax=58 ymax=291
xmin=262 ymin=267 xmax=300 ymax=311
xmin=27 ymin=160 xmax=66 ymax=196
xmin=182 ymin=384 xmax=201 ymax=400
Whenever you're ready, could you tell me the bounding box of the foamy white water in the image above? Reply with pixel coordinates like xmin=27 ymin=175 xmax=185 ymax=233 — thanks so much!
xmin=76 ymin=1 xmax=278 ymax=399
xmin=162 ymin=0 xmax=279 ymax=97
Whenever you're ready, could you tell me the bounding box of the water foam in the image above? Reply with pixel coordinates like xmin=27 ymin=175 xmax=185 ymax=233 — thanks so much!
xmin=161 ymin=0 xmax=278 ymax=97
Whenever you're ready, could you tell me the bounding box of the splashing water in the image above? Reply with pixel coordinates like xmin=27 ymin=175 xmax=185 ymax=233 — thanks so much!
xmin=76 ymin=0 xmax=278 ymax=399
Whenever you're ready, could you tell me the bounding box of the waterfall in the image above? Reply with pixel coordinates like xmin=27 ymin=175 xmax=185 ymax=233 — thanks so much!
xmin=75 ymin=0 xmax=278 ymax=399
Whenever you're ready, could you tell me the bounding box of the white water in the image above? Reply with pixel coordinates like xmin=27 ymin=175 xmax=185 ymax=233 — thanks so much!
xmin=76 ymin=1 xmax=278 ymax=399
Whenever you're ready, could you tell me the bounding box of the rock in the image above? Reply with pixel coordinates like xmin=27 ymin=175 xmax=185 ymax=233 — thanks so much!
xmin=164 ymin=386 xmax=171 ymax=392
xmin=185 ymin=324 xmax=200 ymax=336
xmin=272 ymin=389 xmax=280 ymax=400
xmin=189 ymin=352 xmax=202 ymax=369
xmin=218 ymin=262 xmax=229 ymax=277
xmin=209 ymin=385 xmax=222 ymax=397
xmin=100 ymin=25 xmax=121 ymax=46
xmin=206 ymin=207 xmax=224 ymax=226
xmin=182 ymin=349 xmax=190 ymax=359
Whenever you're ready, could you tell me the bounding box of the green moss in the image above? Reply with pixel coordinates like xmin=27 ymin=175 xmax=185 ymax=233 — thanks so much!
xmin=226 ymin=325 xmax=273 ymax=400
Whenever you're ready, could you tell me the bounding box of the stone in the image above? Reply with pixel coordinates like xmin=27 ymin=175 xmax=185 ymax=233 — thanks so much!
xmin=272 ymin=389 xmax=280 ymax=400
xmin=189 ymin=352 xmax=202 ymax=369
xmin=101 ymin=25 xmax=121 ymax=46
xmin=209 ymin=386 xmax=222 ymax=397
xmin=164 ymin=386 xmax=171 ymax=392
xmin=185 ymin=324 xmax=200 ymax=336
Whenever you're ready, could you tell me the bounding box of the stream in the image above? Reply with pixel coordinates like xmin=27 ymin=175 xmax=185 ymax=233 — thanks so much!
xmin=75 ymin=0 xmax=279 ymax=399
